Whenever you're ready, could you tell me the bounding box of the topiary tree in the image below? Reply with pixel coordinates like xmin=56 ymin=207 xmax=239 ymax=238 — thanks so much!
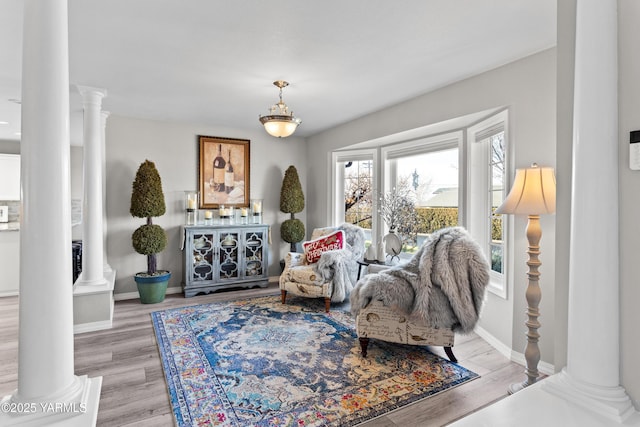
xmin=130 ymin=160 xmax=168 ymax=275
xmin=280 ymin=165 xmax=305 ymax=252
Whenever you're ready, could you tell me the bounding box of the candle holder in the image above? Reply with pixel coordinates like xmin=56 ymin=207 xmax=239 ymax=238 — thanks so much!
xmin=184 ymin=191 xmax=199 ymax=225
xmin=219 ymin=205 xmax=234 ymax=225
xmin=204 ymin=210 xmax=213 ymax=225
xmin=240 ymin=206 xmax=249 ymax=224
xmin=251 ymin=198 xmax=263 ymax=224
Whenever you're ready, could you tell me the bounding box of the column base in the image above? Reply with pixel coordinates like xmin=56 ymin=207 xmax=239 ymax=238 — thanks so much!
xmin=73 ymin=269 xmax=115 ymax=333
xmin=74 ymin=274 xmax=108 ymax=287
xmin=450 ymin=374 xmax=640 ymax=427
xmin=0 ymin=375 xmax=102 ymax=426
xmin=542 ymin=369 xmax=636 ymax=423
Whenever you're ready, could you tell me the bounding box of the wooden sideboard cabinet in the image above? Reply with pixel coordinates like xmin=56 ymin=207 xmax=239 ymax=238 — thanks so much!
xmin=182 ymin=224 xmax=269 ymax=297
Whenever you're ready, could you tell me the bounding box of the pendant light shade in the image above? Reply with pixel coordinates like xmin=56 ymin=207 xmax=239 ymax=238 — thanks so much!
xmin=259 ymin=81 xmax=302 ymax=138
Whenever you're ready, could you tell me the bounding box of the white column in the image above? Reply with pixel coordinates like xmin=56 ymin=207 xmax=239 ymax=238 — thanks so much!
xmin=543 ymin=0 xmax=635 ymax=421
xmin=0 ymin=0 xmax=101 ymax=425
xmin=76 ymin=86 xmax=107 ymax=286
xmin=101 ymin=111 xmax=112 ymax=273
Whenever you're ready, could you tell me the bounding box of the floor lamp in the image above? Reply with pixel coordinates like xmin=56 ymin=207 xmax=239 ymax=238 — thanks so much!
xmin=496 ymin=163 xmax=556 ymax=394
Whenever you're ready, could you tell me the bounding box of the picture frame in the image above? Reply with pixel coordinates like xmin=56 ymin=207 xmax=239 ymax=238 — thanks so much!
xmin=198 ymin=135 xmax=250 ymax=208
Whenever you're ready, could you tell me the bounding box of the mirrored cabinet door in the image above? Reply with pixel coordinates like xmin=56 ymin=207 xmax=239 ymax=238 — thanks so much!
xmin=218 ymin=231 xmax=240 ymax=280
xmin=244 ymin=229 xmax=266 ymax=278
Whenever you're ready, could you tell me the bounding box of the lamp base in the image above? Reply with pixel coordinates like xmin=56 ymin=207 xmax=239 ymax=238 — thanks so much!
xmin=508 ymin=379 xmax=537 ymax=395
xmin=509 ymin=380 xmax=531 ymax=395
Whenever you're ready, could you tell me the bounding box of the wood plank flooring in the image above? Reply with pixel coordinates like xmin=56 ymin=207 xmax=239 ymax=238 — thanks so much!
xmin=0 ymin=282 xmax=524 ymax=426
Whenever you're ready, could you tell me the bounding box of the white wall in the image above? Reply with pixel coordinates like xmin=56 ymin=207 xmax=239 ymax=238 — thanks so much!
xmin=306 ymin=49 xmax=557 ymax=366
xmin=105 ymin=116 xmax=307 ymax=295
xmin=0 ymin=140 xmax=20 ymax=154
xmin=70 ymin=146 xmax=83 ymax=241
xmin=617 ymin=0 xmax=640 ymax=408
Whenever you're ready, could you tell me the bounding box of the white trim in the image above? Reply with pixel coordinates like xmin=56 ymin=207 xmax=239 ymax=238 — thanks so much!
xmin=0 ymin=290 xmax=18 ymax=297
xmin=487 ymin=276 xmax=507 ymax=299
xmin=466 ymin=109 xmax=510 ymax=299
xmin=384 ymin=137 xmax=460 ymax=159
xmin=113 ymin=286 xmax=182 ymax=301
xmin=474 ymin=324 xmax=513 ymax=360
xmin=330 ymin=149 xmax=378 ymax=248
xmin=474 ymin=324 xmax=554 ymax=376
xmin=511 ymin=350 xmax=555 ymax=377
xmin=73 ymin=319 xmax=113 ymax=334
xmin=380 ymin=131 xmax=463 ymax=235
xmin=380 ymin=132 xmax=462 ymax=161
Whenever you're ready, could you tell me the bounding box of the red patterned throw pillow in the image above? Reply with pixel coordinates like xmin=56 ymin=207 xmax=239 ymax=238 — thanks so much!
xmin=302 ymin=230 xmax=345 ymax=264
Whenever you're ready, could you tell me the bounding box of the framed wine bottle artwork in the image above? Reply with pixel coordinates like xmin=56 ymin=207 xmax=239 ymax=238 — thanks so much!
xmin=198 ymin=135 xmax=250 ymax=208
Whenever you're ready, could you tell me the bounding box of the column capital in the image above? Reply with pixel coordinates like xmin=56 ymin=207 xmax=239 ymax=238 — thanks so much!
xmin=75 ymin=85 xmax=107 ymax=105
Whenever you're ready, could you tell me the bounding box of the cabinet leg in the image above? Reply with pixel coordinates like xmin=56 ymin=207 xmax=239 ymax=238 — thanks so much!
xmin=281 ymin=290 xmax=287 ymax=305
xmin=359 ymin=337 xmax=369 ymax=357
xmin=324 ymin=297 xmax=331 ymax=313
xmin=444 ymin=346 xmax=457 ymax=363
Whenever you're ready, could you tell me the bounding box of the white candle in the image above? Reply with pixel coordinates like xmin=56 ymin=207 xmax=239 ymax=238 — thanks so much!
xmin=241 ymin=207 xmax=248 ymax=217
xmin=204 ymin=210 xmax=212 ymax=219
xmin=252 ymin=202 xmax=262 ymax=213
xmin=187 ymin=199 xmax=196 ymax=210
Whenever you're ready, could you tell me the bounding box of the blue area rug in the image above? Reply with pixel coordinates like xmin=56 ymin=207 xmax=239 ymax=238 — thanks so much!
xmin=151 ymin=295 xmax=478 ymax=426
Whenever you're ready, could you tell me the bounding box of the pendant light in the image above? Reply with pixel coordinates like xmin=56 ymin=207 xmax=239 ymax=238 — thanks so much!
xmin=259 ymin=80 xmax=302 ymax=138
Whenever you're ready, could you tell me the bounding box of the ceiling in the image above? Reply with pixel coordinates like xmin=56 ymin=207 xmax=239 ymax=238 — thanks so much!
xmin=0 ymin=1 xmax=556 ymax=145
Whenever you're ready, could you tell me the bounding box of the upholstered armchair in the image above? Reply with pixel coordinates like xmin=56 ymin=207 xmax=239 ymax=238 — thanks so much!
xmin=350 ymin=227 xmax=490 ymax=362
xmin=280 ymin=223 xmax=365 ymax=312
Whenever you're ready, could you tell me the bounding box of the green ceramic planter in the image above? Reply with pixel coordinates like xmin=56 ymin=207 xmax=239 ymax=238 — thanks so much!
xmin=134 ymin=271 xmax=171 ymax=304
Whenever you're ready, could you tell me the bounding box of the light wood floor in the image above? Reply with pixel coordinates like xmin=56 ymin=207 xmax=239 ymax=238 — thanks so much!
xmin=0 ymin=282 xmax=525 ymax=426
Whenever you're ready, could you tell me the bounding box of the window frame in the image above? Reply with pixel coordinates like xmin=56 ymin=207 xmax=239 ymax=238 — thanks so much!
xmin=466 ymin=109 xmax=510 ymax=299
xmin=329 ymin=110 xmax=510 ymax=299
xmin=330 ymin=148 xmax=379 ymax=248
xmin=380 ymin=132 xmax=464 ymax=260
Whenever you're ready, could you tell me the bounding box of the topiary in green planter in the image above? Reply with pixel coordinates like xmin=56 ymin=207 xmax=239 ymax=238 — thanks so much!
xmin=130 ymin=160 xmax=170 ymax=303
xmin=280 ymin=165 xmax=305 ymax=252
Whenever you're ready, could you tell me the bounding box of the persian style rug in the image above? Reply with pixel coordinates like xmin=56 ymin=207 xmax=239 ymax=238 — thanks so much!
xmin=151 ymin=295 xmax=478 ymax=427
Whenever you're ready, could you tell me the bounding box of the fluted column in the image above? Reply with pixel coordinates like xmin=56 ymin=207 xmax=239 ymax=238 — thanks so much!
xmin=101 ymin=110 xmax=112 ymax=272
xmin=76 ymin=86 xmax=107 ymax=286
xmin=543 ymin=0 xmax=634 ymax=421
xmin=0 ymin=1 xmax=101 ymax=424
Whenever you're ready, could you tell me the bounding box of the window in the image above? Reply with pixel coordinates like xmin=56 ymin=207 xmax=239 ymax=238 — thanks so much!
xmin=468 ymin=110 xmax=509 ymax=298
xmin=489 ymin=132 xmax=505 ymax=274
xmin=331 ymin=149 xmax=378 ymax=250
xmin=330 ymin=110 xmax=509 ymax=298
xmin=344 ymin=159 xmax=373 ymax=229
xmin=382 ymin=134 xmax=462 ymax=257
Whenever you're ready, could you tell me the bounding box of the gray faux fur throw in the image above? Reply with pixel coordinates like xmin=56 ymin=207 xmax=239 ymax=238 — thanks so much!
xmin=350 ymin=226 xmax=490 ymax=333
xmin=315 ymin=223 xmax=366 ymax=302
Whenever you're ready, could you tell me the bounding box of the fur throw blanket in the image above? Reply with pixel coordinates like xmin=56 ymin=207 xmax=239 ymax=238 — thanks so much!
xmin=349 ymin=227 xmax=490 ymax=333
xmin=315 ymin=223 xmax=366 ymax=302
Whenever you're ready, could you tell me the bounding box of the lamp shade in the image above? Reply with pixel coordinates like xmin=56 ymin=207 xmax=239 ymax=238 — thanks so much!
xmin=496 ymin=163 xmax=556 ymax=215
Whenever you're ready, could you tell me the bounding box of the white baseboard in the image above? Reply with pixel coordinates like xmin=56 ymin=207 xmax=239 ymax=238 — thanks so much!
xmin=474 ymin=324 xmax=555 ymax=376
xmin=74 ymin=319 xmax=113 ymax=334
xmin=511 ymin=351 xmax=555 ymax=376
xmin=473 ymin=324 xmax=513 ymax=358
xmin=114 ymin=286 xmax=182 ymax=301
xmin=0 ymin=290 xmax=18 ymax=298
xmin=114 ymin=278 xmax=279 ymax=301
